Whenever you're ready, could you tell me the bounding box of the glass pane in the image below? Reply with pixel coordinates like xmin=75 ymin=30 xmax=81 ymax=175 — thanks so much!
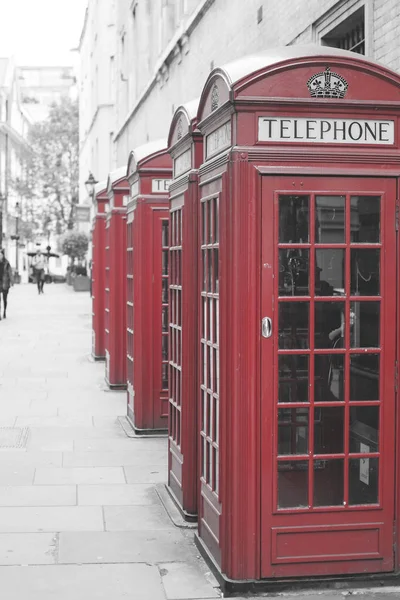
xmin=350 ymin=354 xmax=380 ymax=401
xmin=350 ymin=196 xmax=380 ymax=243
xmin=278 ymin=461 xmax=308 ymax=509
xmin=315 ymin=354 xmax=344 ymax=402
xmin=314 ymin=406 xmax=344 ymax=454
xmin=351 ymin=249 xmax=380 ymax=296
xmin=279 ymin=249 xmax=309 ymax=296
xmin=162 ymin=278 xmax=168 ymax=303
xmin=350 ymin=406 xmax=379 ymax=453
xmin=315 ymin=196 xmax=345 ymax=243
xmin=314 ymin=460 xmax=344 ymax=507
xmin=278 ymin=302 xmax=309 ymax=349
xmin=350 ymin=302 xmax=380 ymax=348
xmin=278 ymin=408 xmax=308 ymax=455
xmin=279 ymin=195 xmax=309 ymax=243
xmin=315 ymin=249 xmax=345 ymax=296
xmin=278 ymin=355 xmax=309 ymax=403
xmin=162 ymin=334 xmax=168 ymax=360
xmin=162 ymin=222 xmax=169 ymax=247
xmin=349 ymin=458 xmax=379 ymax=505
xmin=315 ymin=301 xmax=345 ymax=349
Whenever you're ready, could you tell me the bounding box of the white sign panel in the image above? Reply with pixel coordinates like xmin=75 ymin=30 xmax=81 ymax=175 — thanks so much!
xmin=174 ymin=148 xmax=192 ymax=178
xmin=258 ymin=117 xmax=395 ymax=145
xmin=359 ymin=443 xmax=370 ymax=485
xmin=152 ymin=179 xmax=171 ymax=193
xmin=206 ymin=121 xmax=232 ymax=157
xmin=130 ymin=180 xmax=139 ymax=198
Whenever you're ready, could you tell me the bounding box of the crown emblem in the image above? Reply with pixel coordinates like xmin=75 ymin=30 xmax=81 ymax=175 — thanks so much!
xmin=307 ymin=66 xmax=348 ymax=99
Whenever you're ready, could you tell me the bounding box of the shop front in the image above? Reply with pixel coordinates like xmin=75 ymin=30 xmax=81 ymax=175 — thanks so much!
xmin=193 ymin=46 xmax=400 ymax=587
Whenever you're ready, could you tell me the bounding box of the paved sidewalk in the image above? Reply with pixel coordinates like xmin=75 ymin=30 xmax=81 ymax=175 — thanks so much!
xmin=0 ymin=284 xmax=399 ymax=600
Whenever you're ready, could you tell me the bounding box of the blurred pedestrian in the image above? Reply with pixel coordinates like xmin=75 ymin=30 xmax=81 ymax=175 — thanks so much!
xmin=0 ymin=250 xmax=13 ymax=319
xmin=32 ymin=249 xmax=47 ymax=294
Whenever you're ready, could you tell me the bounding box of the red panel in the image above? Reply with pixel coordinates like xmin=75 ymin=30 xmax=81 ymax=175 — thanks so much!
xmin=91 ymin=189 xmax=108 ymax=359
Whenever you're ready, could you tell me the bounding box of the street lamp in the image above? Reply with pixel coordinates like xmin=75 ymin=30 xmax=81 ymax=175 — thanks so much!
xmin=85 ymin=172 xmax=98 ymax=199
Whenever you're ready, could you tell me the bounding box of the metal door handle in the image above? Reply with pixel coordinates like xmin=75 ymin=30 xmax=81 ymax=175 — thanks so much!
xmin=262 ymin=317 xmax=272 ymax=338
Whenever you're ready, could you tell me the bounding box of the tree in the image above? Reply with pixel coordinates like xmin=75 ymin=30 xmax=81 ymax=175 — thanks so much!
xmin=13 ymin=96 xmax=79 ymax=236
xmin=60 ymin=231 xmax=89 ymax=265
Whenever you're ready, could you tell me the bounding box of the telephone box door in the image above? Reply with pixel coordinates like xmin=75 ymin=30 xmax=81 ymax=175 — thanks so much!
xmin=261 ymin=175 xmax=396 ymax=578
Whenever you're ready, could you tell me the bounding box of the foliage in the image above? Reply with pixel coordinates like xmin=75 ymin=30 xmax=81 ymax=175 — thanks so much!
xmin=12 ymin=96 xmax=79 ymax=236
xmin=60 ymin=231 xmax=89 ymax=263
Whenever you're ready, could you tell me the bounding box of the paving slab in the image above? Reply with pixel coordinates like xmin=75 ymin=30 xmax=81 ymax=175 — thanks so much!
xmin=104 ymin=505 xmax=175 ymax=531
xmin=0 ymin=451 xmax=62 ymax=467
xmin=63 ymin=449 xmax=167 ymax=467
xmin=77 ymin=483 xmax=159 ymax=505
xmin=158 ymin=561 xmax=220 ymax=599
xmin=124 ymin=464 xmax=168 ymax=484
xmin=0 ymin=485 xmax=76 ymax=506
xmin=0 ymin=563 xmax=166 ymax=600
xmin=16 ymin=416 xmax=95 ymax=428
xmin=34 ymin=466 xmax=126 ymax=485
xmin=0 ymin=467 xmax=35 ymax=485
xmin=0 ymin=532 xmax=57 ymax=565
xmin=74 ymin=437 xmax=167 ymax=452
xmin=0 ymin=506 xmax=103 ymax=532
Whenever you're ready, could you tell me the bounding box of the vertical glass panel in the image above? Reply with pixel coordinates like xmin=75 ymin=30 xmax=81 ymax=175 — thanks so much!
xmin=162 ymin=278 xmax=168 ymax=303
xmin=315 ymin=354 xmax=344 ymax=402
xmin=314 ymin=460 xmax=344 ymax=507
xmin=315 ymin=301 xmax=345 ymax=349
xmin=350 ymin=354 xmax=380 ymax=401
xmin=162 ymin=334 xmax=168 ymax=361
xmin=162 ymin=250 xmax=168 ymax=275
xmin=214 ymin=249 xmax=219 ymax=294
xmin=279 ymin=249 xmax=309 ymax=296
xmin=202 ymin=202 xmax=206 ymax=245
xmin=279 ymin=195 xmax=309 ymax=243
xmin=349 ymin=458 xmax=379 ymax=505
xmin=315 ymin=249 xmax=345 ymax=296
xmin=351 ymin=249 xmax=380 ymax=296
xmin=350 ymin=196 xmax=380 ymax=243
xmin=202 ymin=250 xmax=207 ymax=292
xmin=314 ymin=406 xmax=344 ymax=454
xmin=162 ymin=221 xmax=169 ymax=247
xmin=350 ymin=302 xmax=380 ymax=348
xmin=162 ymin=306 xmax=168 ymax=332
xmin=278 ymin=408 xmax=309 ymax=455
xmin=207 ymin=248 xmax=213 ymax=292
xmin=278 ymin=302 xmax=309 ymax=349
xmin=278 ymin=355 xmax=309 ymax=403
xmin=315 ymin=196 xmax=345 ymax=243
xmin=162 ymin=363 xmax=168 ymax=389
xmin=278 ymin=461 xmax=308 ymax=509
xmin=214 ymin=196 xmax=219 ymax=243
xmin=350 ymin=406 xmax=379 ymax=453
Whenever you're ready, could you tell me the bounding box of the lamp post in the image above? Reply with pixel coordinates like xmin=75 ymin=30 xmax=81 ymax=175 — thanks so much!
xmin=85 ymin=172 xmax=98 ymax=199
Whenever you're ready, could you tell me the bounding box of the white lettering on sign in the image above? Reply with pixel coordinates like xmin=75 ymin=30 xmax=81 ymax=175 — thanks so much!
xmin=174 ymin=148 xmax=192 ymax=178
xmin=152 ymin=179 xmax=172 ymax=193
xmin=206 ymin=121 xmax=232 ymax=157
xmin=258 ymin=117 xmax=394 ymax=145
xmin=130 ymin=180 xmax=139 ymax=198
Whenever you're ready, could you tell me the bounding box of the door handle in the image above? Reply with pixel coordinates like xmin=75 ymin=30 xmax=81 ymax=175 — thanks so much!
xmin=262 ymin=317 xmax=272 ymax=338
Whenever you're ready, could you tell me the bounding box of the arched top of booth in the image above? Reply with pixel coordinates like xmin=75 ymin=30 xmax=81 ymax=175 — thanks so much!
xmin=168 ymin=98 xmax=199 ymax=148
xmin=94 ymin=180 xmax=107 ymax=202
xmin=126 ymin=138 xmax=172 ymax=178
xmin=106 ymin=166 xmax=129 ymax=195
xmin=197 ymin=45 xmax=400 ymax=123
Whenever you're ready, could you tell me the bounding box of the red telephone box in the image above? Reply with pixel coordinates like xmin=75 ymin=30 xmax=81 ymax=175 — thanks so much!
xmin=104 ymin=167 xmax=128 ymax=388
xmin=126 ymin=140 xmax=172 ymax=432
xmin=167 ymin=100 xmax=203 ymax=519
xmin=194 ymin=46 xmax=400 ymax=588
xmin=91 ymin=182 xmax=108 ymax=360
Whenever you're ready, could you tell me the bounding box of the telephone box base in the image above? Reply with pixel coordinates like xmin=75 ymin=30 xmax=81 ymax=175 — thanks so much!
xmin=105 ymin=377 xmax=127 ymax=391
xmin=92 ymin=353 xmax=105 ymax=362
xmin=125 ymin=413 xmax=167 ymax=437
xmin=194 ymin=535 xmax=400 ymax=597
xmin=165 ymin=484 xmax=197 ymax=523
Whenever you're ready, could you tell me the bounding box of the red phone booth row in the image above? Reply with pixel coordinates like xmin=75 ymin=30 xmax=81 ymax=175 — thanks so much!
xmin=162 ymin=46 xmax=400 ymax=591
xmin=91 ymin=181 xmax=108 ymax=360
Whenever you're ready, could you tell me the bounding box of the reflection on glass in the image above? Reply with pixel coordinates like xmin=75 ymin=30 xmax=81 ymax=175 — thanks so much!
xmin=162 ymin=306 xmax=168 ymax=332
xmin=349 ymin=458 xmax=379 ymax=505
xmin=315 ymin=354 xmax=344 ymax=402
xmin=350 ymin=354 xmax=380 ymax=401
xmin=278 ymin=302 xmax=309 ymax=349
xmin=314 ymin=406 xmax=344 ymax=454
xmin=351 ymin=196 xmax=380 ymax=243
xmin=350 ymin=406 xmax=379 ymax=453
xmin=162 ymin=363 xmax=168 ymax=389
xmin=162 ymin=250 xmax=168 ymax=275
xmin=279 ymin=249 xmax=309 ymax=296
xmin=351 ymin=249 xmax=380 ymax=296
xmin=279 ymin=196 xmax=309 ymax=243
xmin=315 ymin=196 xmax=345 ymax=243
xmin=350 ymin=302 xmax=380 ymax=348
xmin=162 ymin=278 xmax=168 ymax=303
xmin=278 ymin=408 xmax=308 ymax=455
xmin=315 ymin=302 xmax=345 ymax=349
xmin=162 ymin=221 xmax=169 ymax=247
xmin=314 ymin=460 xmax=344 ymax=507
xmin=315 ymin=249 xmax=345 ymax=296
xmin=278 ymin=355 xmax=309 ymax=403
xmin=162 ymin=334 xmax=168 ymax=360
xmin=278 ymin=461 xmax=308 ymax=508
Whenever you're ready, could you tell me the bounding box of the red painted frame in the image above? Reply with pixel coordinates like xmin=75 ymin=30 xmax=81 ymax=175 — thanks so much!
xmin=193 ymin=47 xmax=400 ymax=583
xmin=104 ymin=168 xmax=128 ymax=389
xmin=91 ymin=184 xmax=109 ymax=360
xmin=167 ymin=100 xmax=203 ymax=519
xmin=126 ymin=141 xmax=173 ymax=432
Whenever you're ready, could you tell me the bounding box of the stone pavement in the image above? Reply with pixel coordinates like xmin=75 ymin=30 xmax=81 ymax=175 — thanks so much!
xmin=0 ymin=283 xmax=399 ymax=600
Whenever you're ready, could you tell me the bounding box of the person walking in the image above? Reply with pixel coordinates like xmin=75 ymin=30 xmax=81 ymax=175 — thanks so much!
xmin=0 ymin=250 xmax=13 ymax=319
xmin=32 ymin=249 xmax=47 ymax=294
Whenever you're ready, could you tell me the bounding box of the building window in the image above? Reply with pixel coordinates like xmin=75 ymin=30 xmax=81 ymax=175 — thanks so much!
xmin=322 ymin=6 xmax=365 ymax=54
xmin=314 ymin=1 xmax=369 ymax=58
